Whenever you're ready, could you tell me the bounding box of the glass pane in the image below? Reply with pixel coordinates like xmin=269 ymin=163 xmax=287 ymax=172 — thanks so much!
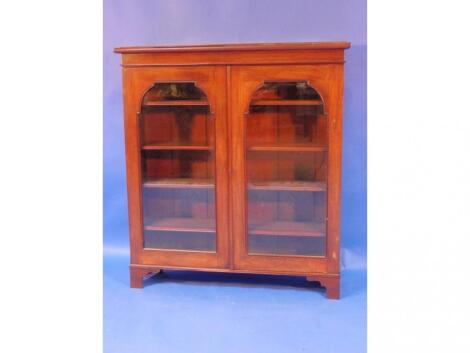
xmin=246 ymin=81 xmax=327 ymax=256
xmin=142 ymin=82 xmax=207 ymax=102
xmin=140 ymin=82 xmax=215 ymax=252
xmin=251 ymin=81 xmax=322 ymax=101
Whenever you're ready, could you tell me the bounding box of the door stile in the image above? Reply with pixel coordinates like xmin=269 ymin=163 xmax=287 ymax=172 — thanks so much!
xmin=325 ymin=64 xmax=344 ymax=274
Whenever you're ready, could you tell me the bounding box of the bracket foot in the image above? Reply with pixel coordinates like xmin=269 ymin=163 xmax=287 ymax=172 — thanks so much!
xmin=130 ymin=267 xmax=161 ymax=288
xmin=306 ymin=275 xmax=340 ymax=299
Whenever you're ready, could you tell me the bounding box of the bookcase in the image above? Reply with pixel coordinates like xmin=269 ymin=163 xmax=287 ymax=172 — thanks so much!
xmin=115 ymin=42 xmax=350 ymax=299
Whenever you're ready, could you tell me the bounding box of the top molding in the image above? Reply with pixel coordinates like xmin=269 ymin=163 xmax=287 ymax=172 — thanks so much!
xmin=114 ymin=42 xmax=351 ymax=54
xmin=114 ymin=42 xmax=351 ymax=67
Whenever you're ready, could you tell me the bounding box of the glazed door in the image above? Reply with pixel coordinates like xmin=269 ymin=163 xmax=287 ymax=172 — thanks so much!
xmin=230 ymin=65 xmax=343 ymax=274
xmin=122 ymin=66 xmax=230 ymax=269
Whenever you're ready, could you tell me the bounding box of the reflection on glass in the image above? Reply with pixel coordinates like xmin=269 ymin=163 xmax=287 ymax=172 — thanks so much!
xmin=251 ymin=81 xmax=322 ymax=101
xmin=246 ymin=81 xmax=327 ymax=256
xmin=140 ymin=82 xmax=215 ymax=251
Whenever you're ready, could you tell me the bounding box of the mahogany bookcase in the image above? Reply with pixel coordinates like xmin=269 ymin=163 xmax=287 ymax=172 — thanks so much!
xmin=114 ymin=42 xmax=350 ymax=299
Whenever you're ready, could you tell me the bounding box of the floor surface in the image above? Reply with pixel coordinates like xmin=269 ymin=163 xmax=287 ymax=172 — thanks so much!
xmin=104 ymin=254 xmax=366 ymax=353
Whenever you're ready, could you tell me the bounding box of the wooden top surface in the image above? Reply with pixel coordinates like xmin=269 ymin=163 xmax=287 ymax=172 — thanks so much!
xmin=114 ymin=41 xmax=351 ymax=54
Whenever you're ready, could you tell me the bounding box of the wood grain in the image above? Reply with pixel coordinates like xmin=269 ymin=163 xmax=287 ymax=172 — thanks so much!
xmin=115 ymin=41 xmax=351 ymax=53
xmin=144 ymin=217 xmax=215 ymax=233
xmin=141 ymin=144 xmax=212 ymax=151
xmin=249 ymin=220 xmax=325 ymax=237
xmin=248 ymin=180 xmax=326 ymax=192
xmin=143 ymin=178 xmax=213 ymax=189
xmin=251 ymin=99 xmax=323 ymax=106
xmin=143 ymin=99 xmax=209 ymax=107
xmin=247 ymin=144 xmax=326 ymax=152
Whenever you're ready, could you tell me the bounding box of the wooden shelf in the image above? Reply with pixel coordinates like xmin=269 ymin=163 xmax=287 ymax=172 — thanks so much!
xmin=142 ymin=143 xmax=212 ymax=151
xmin=248 ymin=180 xmax=326 ymax=192
xmin=248 ymin=144 xmax=326 ymax=152
xmin=144 ymin=217 xmax=215 ymax=233
xmin=143 ymin=100 xmax=209 ymax=107
xmin=250 ymin=99 xmax=323 ymax=106
xmin=143 ymin=178 xmax=214 ymax=189
xmin=249 ymin=221 xmax=325 ymax=237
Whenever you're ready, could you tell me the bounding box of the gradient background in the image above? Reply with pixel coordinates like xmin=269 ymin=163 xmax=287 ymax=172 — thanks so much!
xmin=104 ymin=1 xmax=366 ymax=352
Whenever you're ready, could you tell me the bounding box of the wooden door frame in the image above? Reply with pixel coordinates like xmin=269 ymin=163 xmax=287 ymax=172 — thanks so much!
xmin=228 ymin=64 xmax=344 ymax=275
xmin=122 ymin=66 xmax=230 ymax=270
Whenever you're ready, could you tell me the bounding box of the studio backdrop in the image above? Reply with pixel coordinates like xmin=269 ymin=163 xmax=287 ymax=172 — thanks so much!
xmin=103 ymin=0 xmax=366 ymax=269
